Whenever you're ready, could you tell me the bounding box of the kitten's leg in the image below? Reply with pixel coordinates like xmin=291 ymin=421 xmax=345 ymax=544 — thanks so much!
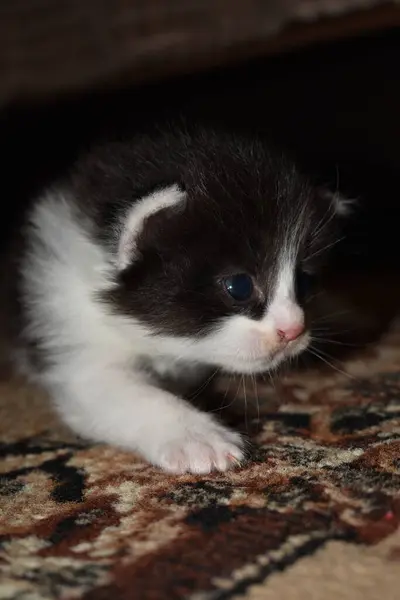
xmin=52 ymin=364 xmax=245 ymax=474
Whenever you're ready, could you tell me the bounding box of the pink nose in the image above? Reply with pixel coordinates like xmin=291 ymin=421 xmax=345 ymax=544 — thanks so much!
xmin=277 ymin=323 xmax=305 ymax=343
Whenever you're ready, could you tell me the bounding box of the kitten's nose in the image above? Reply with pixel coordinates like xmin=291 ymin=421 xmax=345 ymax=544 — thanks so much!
xmin=277 ymin=323 xmax=305 ymax=343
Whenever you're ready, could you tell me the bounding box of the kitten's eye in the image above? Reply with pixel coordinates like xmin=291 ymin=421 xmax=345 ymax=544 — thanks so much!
xmin=223 ymin=273 xmax=254 ymax=302
xmin=296 ymin=268 xmax=315 ymax=302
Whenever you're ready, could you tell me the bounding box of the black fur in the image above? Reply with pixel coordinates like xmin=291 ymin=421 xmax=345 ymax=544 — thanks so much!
xmin=67 ymin=121 xmax=340 ymax=337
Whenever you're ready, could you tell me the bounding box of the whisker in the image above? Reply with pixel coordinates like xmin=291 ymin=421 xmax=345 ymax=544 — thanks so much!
xmin=252 ymin=373 xmax=260 ymax=424
xmin=221 ymin=374 xmax=233 ymax=402
xmin=307 ymin=347 xmax=356 ymax=380
xmin=307 ymin=236 xmax=345 ymax=262
xmin=311 ymin=325 xmax=337 ymax=332
xmin=305 ymin=290 xmax=324 ymax=305
xmin=311 ymin=336 xmax=362 ymax=348
xmin=313 ymin=345 xmax=355 ymax=366
xmin=242 ymin=375 xmax=249 ymax=434
xmin=312 ymin=309 xmax=352 ymax=323
xmin=311 ymin=325 xmax=359 ymax=337
xmin=266 ymin=369 xmax=281 ymax=403
xmin=212 ymin=378 xmax=240 ymax=413
xmin=312 ymin=206 xmax=336 ymax=239
xmin=188 ymin=368 xmax=219 ymax=401
xmin=232 ymin=376 xmax=244 ymax=407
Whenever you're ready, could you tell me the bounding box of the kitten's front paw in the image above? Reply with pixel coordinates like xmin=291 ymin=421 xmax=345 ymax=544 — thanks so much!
xmin=155 ymin=415 xmax=245 ymax=474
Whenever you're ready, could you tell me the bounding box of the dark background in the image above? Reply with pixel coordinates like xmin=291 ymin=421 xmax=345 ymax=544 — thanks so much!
xmin=1 ymin=27 xmax=399 ymax=352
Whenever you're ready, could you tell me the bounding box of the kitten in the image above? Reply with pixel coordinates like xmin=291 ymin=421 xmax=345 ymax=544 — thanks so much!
xmin=2 ymin=122 xmax=348 ymax=473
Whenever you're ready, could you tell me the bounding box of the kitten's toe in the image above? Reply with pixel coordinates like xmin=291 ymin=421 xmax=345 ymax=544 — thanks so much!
xmin=157 ymin=419 xmax=245 ymax=474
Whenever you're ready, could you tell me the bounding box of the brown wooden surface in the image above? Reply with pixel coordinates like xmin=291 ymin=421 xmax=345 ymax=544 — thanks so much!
xmin=0 ymin=1 xmax=398 ymax=106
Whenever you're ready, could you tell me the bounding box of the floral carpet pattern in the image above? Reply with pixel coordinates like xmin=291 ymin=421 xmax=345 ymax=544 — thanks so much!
xmin=0 ymin=325 xmax=399 ymax=599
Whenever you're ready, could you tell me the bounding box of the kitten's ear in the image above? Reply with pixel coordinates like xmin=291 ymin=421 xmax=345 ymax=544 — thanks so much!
xmin=318 ymin=187 xmax=356 ymax=217
xmin=117 ymin=184 xmax=186 ymax=270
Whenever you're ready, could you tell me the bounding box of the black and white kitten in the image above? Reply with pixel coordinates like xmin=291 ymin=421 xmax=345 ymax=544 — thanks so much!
xmin=3 ymin=122 xmax=348 ymax=473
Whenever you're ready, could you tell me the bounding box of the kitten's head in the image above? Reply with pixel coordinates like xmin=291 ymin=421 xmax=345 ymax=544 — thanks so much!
xmin=81 ymin=125 xmax=348 ymax=374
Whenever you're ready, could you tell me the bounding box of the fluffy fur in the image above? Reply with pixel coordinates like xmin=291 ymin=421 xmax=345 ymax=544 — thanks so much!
xmin=4 ymin=122 xmax=346 ymax=473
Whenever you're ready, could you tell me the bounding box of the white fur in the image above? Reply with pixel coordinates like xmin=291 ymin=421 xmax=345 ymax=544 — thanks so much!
xmin=117 ymin=184 xmax=186 ymax=269
xmin=267 ymin=254 xmax=304 ymax=332
xmin=320 ymin=188 xmax=355 ymax=217
xmin=19 ymin=187 xmax=309 ymax=473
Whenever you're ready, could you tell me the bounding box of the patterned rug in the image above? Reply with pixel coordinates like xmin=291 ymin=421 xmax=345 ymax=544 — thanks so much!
xmin=1 ymin=321 xmax=399 ymax=599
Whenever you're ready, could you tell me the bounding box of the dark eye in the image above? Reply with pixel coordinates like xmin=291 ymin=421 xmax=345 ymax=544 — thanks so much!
xmin=223 ymin=273 xmax=254 ymax=302
xmin=296 ymin=268 xmax=315 ymax=302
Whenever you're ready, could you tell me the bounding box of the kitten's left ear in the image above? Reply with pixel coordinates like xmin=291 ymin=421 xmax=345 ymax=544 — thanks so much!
xmin=319 ymin=187 xmax=356 ymax=217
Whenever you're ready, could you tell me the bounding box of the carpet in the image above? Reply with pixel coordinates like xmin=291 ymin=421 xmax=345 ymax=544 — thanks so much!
xmin=0 ymin=317 xmax=399 ymax=599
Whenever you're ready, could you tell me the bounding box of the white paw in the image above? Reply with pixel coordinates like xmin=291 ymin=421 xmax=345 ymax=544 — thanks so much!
xmin=155 ymin=415 xmax=245 ymax=474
